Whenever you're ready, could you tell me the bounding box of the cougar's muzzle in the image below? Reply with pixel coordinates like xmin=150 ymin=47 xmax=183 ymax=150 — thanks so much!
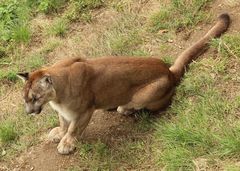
xmin=25 ymin=103 xmax=43 ymax=115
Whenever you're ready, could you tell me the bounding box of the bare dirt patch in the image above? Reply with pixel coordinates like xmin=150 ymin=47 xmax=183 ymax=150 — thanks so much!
xmin=5 ymin=110 xmax=144 ymax=171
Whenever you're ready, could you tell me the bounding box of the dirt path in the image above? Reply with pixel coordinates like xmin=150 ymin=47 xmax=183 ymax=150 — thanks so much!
xmin=6 ymin=110 xmax=140 ymax=171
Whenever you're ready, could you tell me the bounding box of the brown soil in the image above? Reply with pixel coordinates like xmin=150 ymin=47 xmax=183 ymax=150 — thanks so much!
xmin=6 ymin=110 xmax=138 ymax=171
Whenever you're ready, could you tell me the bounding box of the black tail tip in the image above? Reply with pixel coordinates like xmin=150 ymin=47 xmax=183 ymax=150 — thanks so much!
xmin=219 ymin=13 xmax=231 ymax=25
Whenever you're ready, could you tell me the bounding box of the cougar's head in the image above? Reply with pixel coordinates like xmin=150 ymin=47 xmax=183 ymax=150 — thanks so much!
xmin=17 ymin=71 xmax=56 ymax=115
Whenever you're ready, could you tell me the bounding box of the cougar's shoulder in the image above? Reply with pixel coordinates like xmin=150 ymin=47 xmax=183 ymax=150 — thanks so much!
xmin=52 ymin=57 xmax=86 ymax=68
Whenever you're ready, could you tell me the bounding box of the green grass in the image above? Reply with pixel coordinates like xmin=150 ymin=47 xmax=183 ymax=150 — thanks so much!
xmin=47 ymin=18 xmax=68 ymax=37
xmin=0 ymin=69 xmax=18 ymax=82
xmin=225 ymin=164 xmax=240 ymax=171
xmin=41 ymin=38 xmax=61 ymax=54
xmin=37 ymin=0 xmax=66 ymax=14
xmin=12 ymin=24 xmax=31 ymax=44
xmin=152 ymin=33 xmax=240 ymax=170
xmin=0 ymin=121 xmax=18 ymax=144
xmin=0 ymin=0 xmax=31 ymax=44
xmin=0 ymin=38 xmax=60 ymax=84
xmin=150 ymin=8 xmax=173 ymax=31
xmin=134 ymin=110 xmax=154 ymax=132
xmin=75 ymin=136 xmax=154 ymax=170
xmin=0 ymin=107 xmax=58 ymax=159
xmin=109 ymin=30 xmax=143 ymax=56
xmin=46 ymin=0 xmax=105 ymax=36
xmin=212 ymin=34 xmax=240 ymax=59
xmin=0 ymin=46 xmax=7 ymax=58
xmin=87 ymin=13 xmax=148 ymax=57
xmin=45 ymin=114 xmax=58 ymax=128
xmin=154 ymin=46 xmax=240 ymax=169
xmin=77 ymin=141 xmax=115 ymax=170
xmin=64 ymin=0 xmax=104 ymax=22
xmin=26 ymin=53 xmax=46 ymax=70
xmin=161 ymin=55 xmax=174 ymax=66
xmin=150 ymin=0 xmax=213 ymax=32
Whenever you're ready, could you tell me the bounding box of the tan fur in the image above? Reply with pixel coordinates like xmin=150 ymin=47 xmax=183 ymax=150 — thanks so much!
xmin=18 ymin=14 xmax=230 ymax=154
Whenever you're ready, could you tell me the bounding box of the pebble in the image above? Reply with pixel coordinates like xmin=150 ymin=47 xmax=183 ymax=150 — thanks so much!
xmin=1 ymin=149 xmax=6 ymax=156
xmin=158 ymin=29 xmax=168 ymax=34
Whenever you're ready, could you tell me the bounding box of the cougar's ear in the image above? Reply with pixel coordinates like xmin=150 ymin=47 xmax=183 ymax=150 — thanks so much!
xmin=17 ymin=72 xmax=29 ymax=82
xmin=40 ymin=74 xmax=53 ymax=88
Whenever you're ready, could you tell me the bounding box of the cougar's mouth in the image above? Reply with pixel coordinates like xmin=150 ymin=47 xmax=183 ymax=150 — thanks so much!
xmin=35 ymin=107 xmax=42 ymax=114
xmin=27 ymin=106 xmax=42 ymax=115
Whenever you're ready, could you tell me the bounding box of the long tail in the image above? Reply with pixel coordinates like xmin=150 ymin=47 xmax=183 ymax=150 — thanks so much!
xmin=169 ymin=13 xmax=230 ymax=82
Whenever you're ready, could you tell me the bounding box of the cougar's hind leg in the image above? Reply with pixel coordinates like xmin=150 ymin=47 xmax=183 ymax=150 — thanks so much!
xmin=117 ymin=76 xmax=174 ymax=114
xmin=131 ymin=76 xmax=173 ymax=108
xmin=146 ymin=89 xmax=174 ymax=111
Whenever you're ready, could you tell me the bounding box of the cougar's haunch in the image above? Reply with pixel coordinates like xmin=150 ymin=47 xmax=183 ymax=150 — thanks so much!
xmin=17 ymin=14 xmax=230 ymax=154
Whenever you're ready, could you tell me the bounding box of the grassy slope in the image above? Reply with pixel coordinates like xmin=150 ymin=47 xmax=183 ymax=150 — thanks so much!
xmin=0 ymin=0 xmax=240 ymax=170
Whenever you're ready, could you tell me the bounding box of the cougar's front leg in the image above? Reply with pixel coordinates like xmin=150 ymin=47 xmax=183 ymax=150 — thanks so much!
xmin=48 ymin=115 xmax=69 ymax=143
xmin=57 ymin=109 xmax=93 ymax=154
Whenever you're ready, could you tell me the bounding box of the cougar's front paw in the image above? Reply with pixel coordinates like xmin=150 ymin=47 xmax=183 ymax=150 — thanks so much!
xmin=48 ymin=127 xmax=65 ymax=143
xmin=57 ymin=134 xmax=76 ymax=155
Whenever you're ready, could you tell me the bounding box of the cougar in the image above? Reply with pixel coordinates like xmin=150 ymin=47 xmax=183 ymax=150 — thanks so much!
xmin=17 ymin=14 xmax=230 ymax=154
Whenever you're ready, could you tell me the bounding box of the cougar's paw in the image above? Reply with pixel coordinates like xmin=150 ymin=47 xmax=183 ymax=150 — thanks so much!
xmin=48 ymin=127 xmax=65 ymax=143
xmin=117 ymin=106 xmax=134 ymax=115
xmin=57 ymin=135 xmax=76 ymax=155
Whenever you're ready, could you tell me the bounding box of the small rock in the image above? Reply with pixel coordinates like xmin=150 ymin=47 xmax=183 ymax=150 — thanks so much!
xmin=167 ymin=39 xmax=174 ymax=43
xmin=229 ymin=69 xmax=236 ymax=73
xmin=30 ymin=166 xmax=34 ymax=170
xmin=158 ymin=29 xmax=168 ymax=34
xmin=1 ymin=149 xmax=6 ymax=156
xmin=13 ymin=168 xmax=20 ymax=171
xmin=210 ymin=73 xmax=216 ymax=79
